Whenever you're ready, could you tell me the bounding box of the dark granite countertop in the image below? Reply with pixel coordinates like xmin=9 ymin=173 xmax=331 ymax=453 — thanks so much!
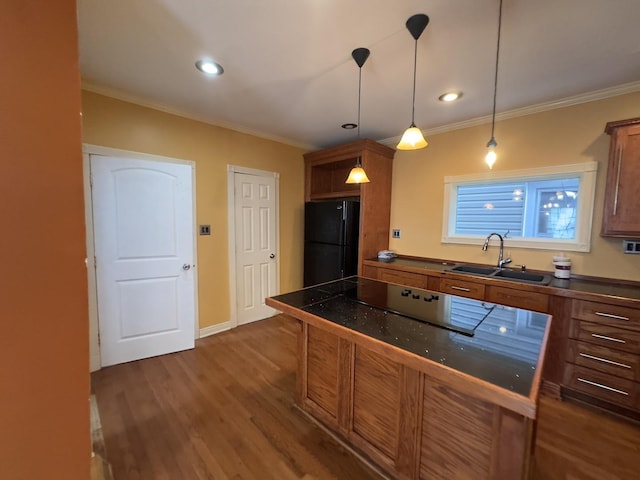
xmin=269 ymin=276 xmax=550 ymax=398
xmin=366 ymin=256 xmax=640 ymax=302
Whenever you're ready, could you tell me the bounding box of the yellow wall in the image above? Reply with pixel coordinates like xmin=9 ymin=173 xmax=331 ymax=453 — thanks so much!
xmin=390 ymin=92 xmax=640 ymax=281
xmin=81 ymin=91 xmax=305 ymax=328
xmin=1 ymin=1 xmax=90 ymax=478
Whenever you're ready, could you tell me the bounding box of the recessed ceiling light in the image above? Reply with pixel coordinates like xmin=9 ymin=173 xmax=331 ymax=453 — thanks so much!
xmin=439 ymin=91 xmax=462 ymax=102
xmin=341 ymin=123 xmax=357 ymax=130
xmin=195 ymin=59 xmax=224 ymax=76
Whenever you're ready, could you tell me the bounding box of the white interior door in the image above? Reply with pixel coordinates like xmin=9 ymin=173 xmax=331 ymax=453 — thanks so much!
xmin=234 ymin=172 xmax=277 ymax=325
xmin=91 ymin=154 xmax=196 ymax=367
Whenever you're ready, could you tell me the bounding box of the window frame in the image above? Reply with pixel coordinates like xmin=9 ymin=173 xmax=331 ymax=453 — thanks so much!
xmin=441 ymin=162 xmax=598 ymax=252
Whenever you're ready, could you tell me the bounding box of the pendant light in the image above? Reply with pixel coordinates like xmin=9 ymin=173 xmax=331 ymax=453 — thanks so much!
xmin=397 ymin=14 xmax=429 ymax=151
xmin=345 ymin=47 xmax=371 ymax=184
xmin=485 ymin=0 xmax=503 ymax=169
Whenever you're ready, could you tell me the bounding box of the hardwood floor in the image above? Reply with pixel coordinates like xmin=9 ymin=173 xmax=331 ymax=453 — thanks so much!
xmin=93 ymin=315 xmax=640 ymax=480
xmin=92 ymin=315 xmax=383 ymax=480
xmin=532 ymin=395 xmax=640 ymax=480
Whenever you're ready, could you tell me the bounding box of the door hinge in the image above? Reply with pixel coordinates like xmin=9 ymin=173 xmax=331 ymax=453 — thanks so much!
xmin=94 ymin=256 xmax=97 ymax=269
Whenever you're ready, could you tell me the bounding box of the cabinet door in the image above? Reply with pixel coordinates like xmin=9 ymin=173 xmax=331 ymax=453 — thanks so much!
xmin=486 ymin=285 xmax=549 ymax=313
xmin=378 ymin=268 xmax=428 ymax=289
xmin=602 ymin=121 xmax=640 ymax=236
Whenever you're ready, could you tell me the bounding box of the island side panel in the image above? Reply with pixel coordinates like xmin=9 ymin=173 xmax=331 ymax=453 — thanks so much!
xmin=490 ymin=408 xmax=532 ymax=480
xmin=305 ymin=324 xmax=340 ymax=427
xmin=349 ymin=345 xmax=402 ymax=472
xmin=419 ymin=376 xmax=496 ymax=479
xmin=397 ymin=366 xmax=424 ymax=480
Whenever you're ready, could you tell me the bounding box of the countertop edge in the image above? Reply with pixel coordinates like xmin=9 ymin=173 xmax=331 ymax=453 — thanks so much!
xmin=363 ymin=257 xmax=640 ymax=305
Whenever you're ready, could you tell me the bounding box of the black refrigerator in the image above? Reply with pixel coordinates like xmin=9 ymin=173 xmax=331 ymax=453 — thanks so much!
xmin=304 ymin=199 xmax=360 ymax=287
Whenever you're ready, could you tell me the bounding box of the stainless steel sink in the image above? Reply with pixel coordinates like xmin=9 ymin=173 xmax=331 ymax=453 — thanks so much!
xmin=449 ymin=265 xmax=499 ymax=276
xmin=491 ymin=269 xmax=553 ymax=285
xmin=446 ymin=264 xmax=553 ymax=285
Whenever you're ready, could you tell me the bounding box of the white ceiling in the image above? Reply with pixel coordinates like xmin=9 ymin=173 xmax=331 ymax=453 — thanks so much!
xmin=78 ymin=0 xmax=640 ymax=150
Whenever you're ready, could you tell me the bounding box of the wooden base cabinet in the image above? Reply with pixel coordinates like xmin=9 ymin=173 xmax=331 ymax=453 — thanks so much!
xmin=298 ymin=322 xmax=533 ymax=479
xmin=563 ymin=298 xmax=640 ymax=412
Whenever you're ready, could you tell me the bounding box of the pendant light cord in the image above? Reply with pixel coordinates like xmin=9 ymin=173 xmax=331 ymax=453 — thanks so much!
xmin=490 ymin=0 xmax=503 ymax=139
xmin=357 ymin=66 xmax=362 ymax=138
xmin=411 ymin=39 xmax=418 ymax=125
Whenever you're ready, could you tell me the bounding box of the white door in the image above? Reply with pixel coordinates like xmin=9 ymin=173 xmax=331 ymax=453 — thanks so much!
xmin=234 ymin=172 xmax=277 ymax=325
xmin=91 ymin=154 xmax=196 ymax=367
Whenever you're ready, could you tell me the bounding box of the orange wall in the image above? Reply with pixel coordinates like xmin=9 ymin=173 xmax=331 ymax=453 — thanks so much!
xmin=0 ymin=2 xmax=90 ymax=479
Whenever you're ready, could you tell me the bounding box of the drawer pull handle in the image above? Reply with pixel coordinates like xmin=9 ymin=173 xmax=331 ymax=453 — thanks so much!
xmin=591 ymin=333 xmax=626 ymax=344
xmin=450 ymin=286 xmax=471 ymax=292
xmin=577 ymin=377 xmax=629 ymax=396
xmin=579 ymin=353 xmax=632 ymax=369
xmin=595 ymin=311 xmax=629 ymax=321
xmin=612 ymin=146 xmax=623 ymax=216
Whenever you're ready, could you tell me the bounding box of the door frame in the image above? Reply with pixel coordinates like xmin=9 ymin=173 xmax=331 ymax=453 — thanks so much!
xmin=83 ymin=144 xmax=199 ymax=372
xmin=227 ymin=165 xmax=280 ymax=329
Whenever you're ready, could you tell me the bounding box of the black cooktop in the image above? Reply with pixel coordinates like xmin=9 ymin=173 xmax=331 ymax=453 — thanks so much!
xmin=342 ymin=280 xmax=490 ymax=336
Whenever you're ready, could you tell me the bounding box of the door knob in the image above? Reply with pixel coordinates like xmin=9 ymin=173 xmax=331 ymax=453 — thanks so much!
xmin=269 ymin=253 xmax=276 ymax=259
xmin=182 ymin=264 xmax=191 ymax=270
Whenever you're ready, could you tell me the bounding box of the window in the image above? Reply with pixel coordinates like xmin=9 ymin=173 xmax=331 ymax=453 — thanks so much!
xmin=442 ymin=162 xmax=597 ymax=252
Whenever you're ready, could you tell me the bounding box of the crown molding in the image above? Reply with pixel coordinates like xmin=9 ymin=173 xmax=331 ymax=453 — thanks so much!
xmin=379 ymin=80 xmax=640 ymax=147
xmin=82 ymin=79 xmax=640 ymax=152
xmin=81 ymin=81 xmax=313 ymax=151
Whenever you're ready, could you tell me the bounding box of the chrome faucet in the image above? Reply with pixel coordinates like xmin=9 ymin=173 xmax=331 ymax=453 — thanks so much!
xmin=482 ymin=232 xmax=512 ymax=268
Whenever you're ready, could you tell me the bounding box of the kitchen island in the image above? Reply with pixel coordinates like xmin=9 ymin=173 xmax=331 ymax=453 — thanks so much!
xmin=266 ymin=277 xmax=551 ymax=480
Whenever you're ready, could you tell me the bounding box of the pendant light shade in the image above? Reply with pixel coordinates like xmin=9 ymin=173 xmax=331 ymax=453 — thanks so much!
xmin=345 ymin=158 xmax=370 ymax=184
xmin=345 ymin=47 xmax=371 ymax=184
xmin=398 ymin=124 xmax=428 ymax=150
xmin=485 ymin=0 xmax=503 ymax=169
xmin=397 ymin=14 xmax=429 ymax=151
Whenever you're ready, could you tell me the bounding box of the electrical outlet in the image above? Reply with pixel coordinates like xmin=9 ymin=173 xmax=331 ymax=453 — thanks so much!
xmin=199 ymin=224 xmax=211 ymax=235
xmin=623 ymin=239 xmax=640 ymax=254
xmin=392 ymin=229 xmax=401 ymax=239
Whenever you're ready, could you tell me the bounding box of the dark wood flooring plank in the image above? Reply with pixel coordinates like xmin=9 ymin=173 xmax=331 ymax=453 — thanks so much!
xmin=532 ymin=395 xmax=640 ymax=480
xmin=92 ymin=315 xmax=381 ymax=480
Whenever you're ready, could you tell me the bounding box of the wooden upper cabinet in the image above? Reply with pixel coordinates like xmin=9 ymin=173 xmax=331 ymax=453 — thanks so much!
xmin=601 ymin=118 xmax=640 ymax=237
xmin=304 ymin=139 xmax=395 ymax=273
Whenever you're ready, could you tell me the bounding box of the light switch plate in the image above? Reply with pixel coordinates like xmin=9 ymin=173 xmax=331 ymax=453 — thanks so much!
xmin=199 ymin=225 xmax=211 ymax=235
xmin=392 ymin=229 xmax=401 ymax=239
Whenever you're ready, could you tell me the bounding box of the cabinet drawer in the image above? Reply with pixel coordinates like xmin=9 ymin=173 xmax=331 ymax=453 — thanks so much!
xmin=570 ymin=319 xmax=640 ymax=354
xmin=567 ymin=339 xmax=639 ymax=381
xmin=439 ymin=278 xmax=485 ymax=300
xmin=572 ymin=300 xmax=640 ymax=331
xmin=361 ymin=265 xmax=379 ymax=280
xmin=485 ymin=286 xmax=549 ymax=312
xmin=378 ymin=269 xmax=427 ymax=289
xmin=564 ymin=364 xmax=636 ymax=408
